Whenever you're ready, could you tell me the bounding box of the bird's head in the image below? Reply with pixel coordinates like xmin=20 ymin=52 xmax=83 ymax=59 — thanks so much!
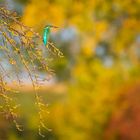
xmin=45 ymin=24 xmax=59 ymax=29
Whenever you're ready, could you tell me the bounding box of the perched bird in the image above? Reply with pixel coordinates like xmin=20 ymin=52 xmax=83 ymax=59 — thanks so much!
xmin=43 ymin=24 xmax=58 ymax=46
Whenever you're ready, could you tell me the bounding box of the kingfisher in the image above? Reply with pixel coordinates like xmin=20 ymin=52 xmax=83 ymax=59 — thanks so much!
xmin=43 ymin=24 xmax=58 ymax=46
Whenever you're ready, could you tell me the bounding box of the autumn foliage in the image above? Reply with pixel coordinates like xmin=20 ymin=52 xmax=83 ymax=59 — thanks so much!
xmin=0 ymin=0 xmax=140 ymax=139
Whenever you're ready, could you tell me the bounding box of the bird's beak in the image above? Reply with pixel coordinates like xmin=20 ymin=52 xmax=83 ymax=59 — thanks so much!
xmin=51 ymin=25 xmax=59 ymax=28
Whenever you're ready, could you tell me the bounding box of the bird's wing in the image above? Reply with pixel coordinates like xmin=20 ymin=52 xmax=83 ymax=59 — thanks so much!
xmin=43 ymin=27 xmax=50 ymax=46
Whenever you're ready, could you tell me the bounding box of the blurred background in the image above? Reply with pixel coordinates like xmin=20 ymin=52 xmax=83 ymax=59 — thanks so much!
xmin=0 ymin=0 xmax=140 ymax=139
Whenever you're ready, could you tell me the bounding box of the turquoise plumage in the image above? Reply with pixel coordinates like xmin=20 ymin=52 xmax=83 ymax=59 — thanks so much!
xmin=43 ymin=26 xmax=50 ymax=46
xmin=43 ymin=25 xmax=58 ymax=46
